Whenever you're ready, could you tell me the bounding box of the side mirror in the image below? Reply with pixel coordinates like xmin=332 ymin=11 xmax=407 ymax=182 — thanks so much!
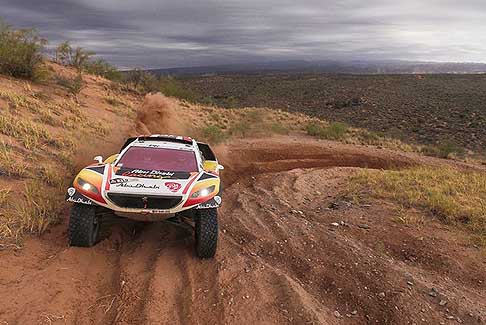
xmin=94 ymin=155 xmax=103 ymax=164
xmin=217 ymin=164 xmax=225 ymax=170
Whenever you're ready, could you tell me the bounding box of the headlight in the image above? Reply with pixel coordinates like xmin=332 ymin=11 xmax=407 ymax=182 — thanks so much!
xmin=77 ymin=178 xmax=99 ymax=194
xmin=191 ymin=185 xmax=216 ymax=198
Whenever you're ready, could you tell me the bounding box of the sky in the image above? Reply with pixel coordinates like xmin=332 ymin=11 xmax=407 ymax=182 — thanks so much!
xmin=2 ymin=0 xmax=486 ymax=68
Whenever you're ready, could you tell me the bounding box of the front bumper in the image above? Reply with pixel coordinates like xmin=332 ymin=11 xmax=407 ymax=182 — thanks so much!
xmin=66 ymin=187 xmax=221 ymax=215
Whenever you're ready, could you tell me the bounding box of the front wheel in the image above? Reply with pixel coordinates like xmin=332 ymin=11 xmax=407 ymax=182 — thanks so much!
xmin=195 ymin=208 xmax=218 ymax=258
xmin=68 ymin=204 xmax=101 ymax=247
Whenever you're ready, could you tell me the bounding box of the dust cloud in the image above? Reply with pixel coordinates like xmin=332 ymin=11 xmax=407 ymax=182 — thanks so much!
xmin=135 ymin=93 xmax=186 ymax=135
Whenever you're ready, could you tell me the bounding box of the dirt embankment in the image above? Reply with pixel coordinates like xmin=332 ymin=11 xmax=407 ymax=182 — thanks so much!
xmin=1 ymin=92 xmax=485 ymax=324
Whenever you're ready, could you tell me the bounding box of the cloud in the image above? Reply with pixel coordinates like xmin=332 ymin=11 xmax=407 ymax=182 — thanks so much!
xmin=1 ymin=0 xmax=485 ymax=68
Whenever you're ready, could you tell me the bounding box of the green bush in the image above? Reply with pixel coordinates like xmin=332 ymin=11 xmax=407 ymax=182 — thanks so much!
xmin=305 ymin=122 xmax=322 ymax=137
xmin=159 ymin=76 xmax=195 ymax=102
xmin=57 ymin=73 xmax=85 ymax=98
xmin=0 ymin=21 xmax=47 ymax=80
xmin=422 ymin=141 xmax=466 ymax=159
xmin=230 ymin=121 xmax=250 ymax=137
xmin=201 ymin=125 xmax=226 ymax=144
xmin=269 ymin=122 xmax=289 ymax=135
xmin=306 ymin=121 xmax=348 ymax=140
xmin=84 ymin=59 xmax=123 ymax=81
xmin=123 ymin=69 xmax=159 ymax=93
xmin=55 ymin=41 xmax=94 ymax=71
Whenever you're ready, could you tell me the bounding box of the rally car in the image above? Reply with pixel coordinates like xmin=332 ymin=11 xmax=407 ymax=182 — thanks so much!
xmin=65 ymin=135 xmax=223 ymax=258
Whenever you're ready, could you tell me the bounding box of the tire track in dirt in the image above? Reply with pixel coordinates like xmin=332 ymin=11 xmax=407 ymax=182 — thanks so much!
xmin=1 ymin=136 xmax=485 ymax=324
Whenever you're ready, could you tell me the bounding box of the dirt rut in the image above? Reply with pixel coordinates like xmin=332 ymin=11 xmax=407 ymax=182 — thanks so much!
xmin=1 ymin=137 xmax=485 ymax=324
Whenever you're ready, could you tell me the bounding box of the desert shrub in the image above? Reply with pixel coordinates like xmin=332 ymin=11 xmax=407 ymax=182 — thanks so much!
xmin=230 ymin=120 xmax=251 ymax=137
xmin=305 ymin=122 xmax=322 ymax=137
xmin=200 ymin=125 xmax=226 ymax=144
xmin=55 ymin=41 xmax=94 ymax=71
xmin=359 ymin=130 xmax=383 ymax=144
xmin=306 ymin=121 xmax=348 ymax=140
xmin=422 ymin=141 xmax=466 ymax=159
xmin=269 ymin=122 xmax=289 ymax=135
xmin=224 ymin=96 xmax=239 ymax=108
xmin=200 ymin=96 xmax=217 ymax=106
xmin=351 ymin=167 xmax=486 ymax=241
xmin=84 ymin=58 xmax=123 ymax=81
xmin=159 ymin=76 xmax=195 ymax=102
xmin=57 ymin=73 xmax=85 ymax=98
xmin=123 ymin=69 xmax=159 ymax=93
xmin=0 ymin=21 xmax=47 ymax=80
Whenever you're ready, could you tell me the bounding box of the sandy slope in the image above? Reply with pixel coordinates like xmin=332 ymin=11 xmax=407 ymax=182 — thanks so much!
xmin=1 ymin=136 xmax=485 ymax=325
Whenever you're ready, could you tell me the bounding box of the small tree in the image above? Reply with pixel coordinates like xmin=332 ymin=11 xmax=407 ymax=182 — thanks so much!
xmin=0 ymin=21 xmax=47 ymax=80
xmin=124 ymin=68 xmax=145 ymax=89
xmin=124 ymin=69 xmax=159 ymax=93
xmin=55 ymin=41 xmax=94 ymax=71
xmin=55 ymin=41 xmax=71 ymax=65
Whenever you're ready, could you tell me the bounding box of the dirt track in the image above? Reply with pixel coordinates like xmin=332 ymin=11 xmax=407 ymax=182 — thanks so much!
xmin=1 ymin=136 xmax=485 ymax=324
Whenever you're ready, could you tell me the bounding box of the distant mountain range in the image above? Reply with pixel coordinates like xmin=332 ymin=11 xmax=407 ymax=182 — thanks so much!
xmin=146 ymin=60 xmax=486 ymax=76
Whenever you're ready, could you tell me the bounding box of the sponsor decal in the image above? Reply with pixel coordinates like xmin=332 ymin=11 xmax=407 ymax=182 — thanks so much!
xmin=196 ymin=197 xmax=222 ymax=209
xmin=165 ymin=182 xmax=182 ymax=193
xmin=196 ymin=201 xmax=220 ymax=209
xmin=66 ymin=188 xmax=94 ymax=205
xmin=67 ymin=196 xmax=93 ymax=205
xmin=119 ymin=168 xmax=177 ymax=179
xmin=117 ymin=168 xmax=191 ymax=179
xmin=115 ymin=183 xmax=160 ymax=189
xmin=109 ymin=178 xmax=133 ymax=185
xmin=150 ymin=209 xmax=171 ymax=214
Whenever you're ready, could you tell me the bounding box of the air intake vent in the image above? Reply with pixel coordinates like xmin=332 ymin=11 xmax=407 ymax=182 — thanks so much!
xmin=107 ymin=193 xmax=182 ymax=209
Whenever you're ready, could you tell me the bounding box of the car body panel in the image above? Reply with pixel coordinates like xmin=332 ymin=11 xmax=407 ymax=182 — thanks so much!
xmin=66 ymin=135 xmax=222 ymax=218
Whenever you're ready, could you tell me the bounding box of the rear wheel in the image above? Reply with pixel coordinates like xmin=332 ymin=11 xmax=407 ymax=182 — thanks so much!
xmin=68 ymin=204 xmax=101 ymax=247
xmin=195 ymin=208 xmax=218 ymax=258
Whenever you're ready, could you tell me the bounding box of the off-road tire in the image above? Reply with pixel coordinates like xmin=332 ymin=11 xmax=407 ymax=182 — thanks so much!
xmin=68 ymin=204 xmax=101 ymax=247
xmin=195 ymin=208 xmax=218 ymax=258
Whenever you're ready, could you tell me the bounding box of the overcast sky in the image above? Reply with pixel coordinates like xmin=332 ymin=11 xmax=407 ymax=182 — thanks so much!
xmin=2 ymin=0 xmax=486 ymax=68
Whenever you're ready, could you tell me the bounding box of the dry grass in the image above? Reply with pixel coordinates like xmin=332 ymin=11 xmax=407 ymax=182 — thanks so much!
xmin=38 ymin=165 xmax=66 ymax=187
xmin=104 ymin=94 xmax=131 ymax=107
xmin=0 ymin=188 xmax=10 ymax=205
xmin=0 ymin=179 xmax=64 ymax=241
xmin=0 ymin=64 xmax=140 ymax=244
xmin=0 ymin=110 xmax=53 ymax=150
xmin=93 ymin=121 xmax=111 ymax=136
xmin=0 ymin=141 xmax=29 ymax=177
xmin=0 ymin=89 xmax=33 ymax=110
xmin=350 ymin=166 xmax=486 ymax=242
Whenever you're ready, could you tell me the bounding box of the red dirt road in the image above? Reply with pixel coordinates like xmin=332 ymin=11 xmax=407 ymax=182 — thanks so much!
xmin=1 ymin=137 xmax=485 ymax=324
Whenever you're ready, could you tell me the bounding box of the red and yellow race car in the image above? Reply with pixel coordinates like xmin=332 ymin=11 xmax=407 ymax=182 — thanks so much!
xmin=66 ymin=135 xmax=223 ymax=258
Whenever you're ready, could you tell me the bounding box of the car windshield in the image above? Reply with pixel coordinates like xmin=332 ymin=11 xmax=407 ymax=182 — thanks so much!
xmin=117 ymin=146 xmax=198 ymax=172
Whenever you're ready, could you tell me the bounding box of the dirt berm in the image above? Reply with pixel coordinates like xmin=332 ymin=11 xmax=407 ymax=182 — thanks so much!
xmin=1 ymin=95 xmax=485 ymax=325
